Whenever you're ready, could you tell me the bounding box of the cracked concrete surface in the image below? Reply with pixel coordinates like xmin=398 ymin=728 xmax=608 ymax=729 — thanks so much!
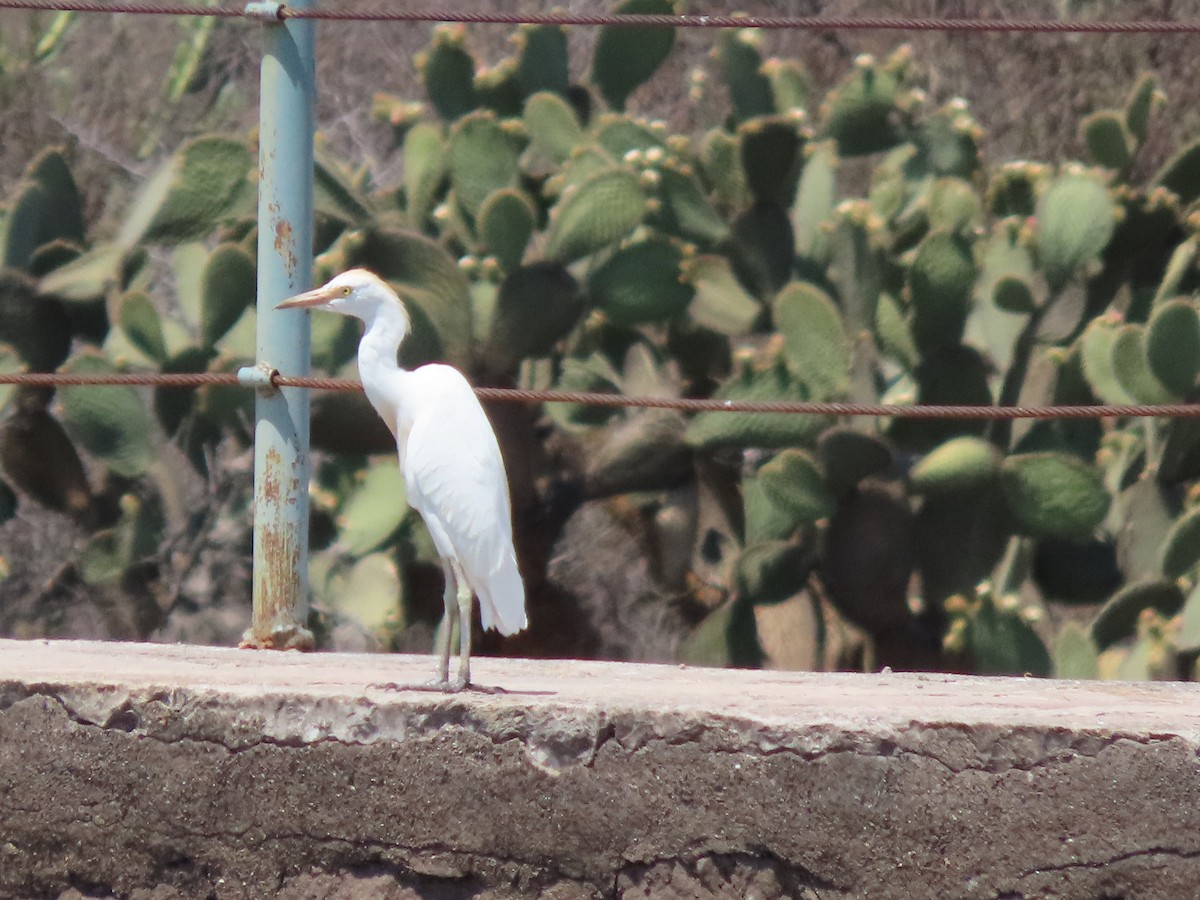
xmin=2 ymin=640 xmax=1200 ymax=899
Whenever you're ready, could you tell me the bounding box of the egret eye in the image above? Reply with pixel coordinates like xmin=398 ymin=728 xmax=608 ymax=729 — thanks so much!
xmin=340 ymin=286 xmax=352 ymax=296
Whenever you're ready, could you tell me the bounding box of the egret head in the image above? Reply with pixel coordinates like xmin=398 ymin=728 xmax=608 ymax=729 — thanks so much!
xmin=276 ymin=268 xmax=409 ymax=328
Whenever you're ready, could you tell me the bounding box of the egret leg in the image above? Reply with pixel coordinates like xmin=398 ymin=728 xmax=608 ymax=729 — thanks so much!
xmin=433 ymin=559 xmax=457 ymax=687
xmin=453 ymin=559 xmax=473 ymax=690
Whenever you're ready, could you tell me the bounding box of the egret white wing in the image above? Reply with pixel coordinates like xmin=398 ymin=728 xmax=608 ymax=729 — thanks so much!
xmin=401 ymin=368 xmax=526 ymax=635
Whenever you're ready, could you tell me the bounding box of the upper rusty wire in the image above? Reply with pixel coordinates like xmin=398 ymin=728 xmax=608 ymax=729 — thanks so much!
xmin=0 ymin=0 xmax=1196 ymax=32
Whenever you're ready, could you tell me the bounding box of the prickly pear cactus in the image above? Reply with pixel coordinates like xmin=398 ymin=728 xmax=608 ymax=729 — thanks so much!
xmin=11 ymin=10 xmax=1200 ymax=680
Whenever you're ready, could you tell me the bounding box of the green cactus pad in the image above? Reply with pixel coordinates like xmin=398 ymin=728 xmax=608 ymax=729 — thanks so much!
xmin=170 ymin=241 xmax=206 ymax=330
xmin=0 ymin=478 xmax=14 ymax=525
xmin=686 ymin=362 xmax=828 ymax=450
xmin=0 ymin=272 xmax=71 ymax=372
xmin=592 ymin=0 xmax=675 ymax=111
xmin=37 ymin=241 xmax=126 ymax=304
xmin=764 ymin=58 xmax=810 ymax=115
xmin=115 ymin=290 xmax=167 ymax=364
xmin=353 ymin=229 xmax=473 ymax=367
xmin=1034 ymin=538 xmax=1122 ymax=607
xmin=815 ymin=428 xmax=893 ymax=498
xmin=0 ymin=344 xmax=22 ymax=411
xmin=1079 ymin=317 xmax=1136 ymax=405
xmin=1051 ymin=621 xmax=1100 ymax=679
xmin=1161 ymin=506 xmax=1200 ymax=579
xmin=484 ymin=262 xmax=582 ymax=372
xmin=200 ymin=243 xmax=255 ymax=350
xmin=515 ymin=24 xmax=569 ymax=98
xmin=1152 ymin=237 xmax=1198 ymax=309
xmin=313 ymin=148 xmax=373 ymax=225
xmin=118 ymin=136 xmax=253 ymax=247
xmin=448 ymin=111 xmax=520 ymax=219
xmin=874 ymin=292 xmax=919 ymax=371
xmin=827 ymin=210 xmax=884 ymax=337
xmin=987 ymin=163 xmax=1044 ymax=218
xmin=734 ymin=541 xmax=811 ymax=605
xmin=475 ymin=59 xmax=523 ymax=118
xmin=594 ymin=114 xmax=667 ymax=158
xmin=909 ymin=230 xmax=977 ymax=356
xmin=1000 ymin=452 xmax=1110 ymax=541
xmin=1124 ymin=73 xmax=1160 ymax=145
xmin=1112 ymin=477 xmax=1179 ymax=584
xmin=1081 ymin=111 xmax=1133 ymax=171
xmin=27 ymin=239 xmax=81 ymax=279
xmin=477 ymin=188 xmax=537 ymax=273
xmin=1035 ymin=171 xmax=1117 ymax=292
xmin=403 ymin=122 xmax=447 ymax=228
xmin=1 ymin=149 xmax=85 ymax=270
xmin=677 ymin=596 xmax=763 ymax=668
xmin=666 ymin=321 xmax=732 ymax=385
xmin=927 ymin=177 xmax=983 ymax=234
xmin=739 ymin=116 xmax=805 ymax=207
xmin=311 ymin=391 xmax=395 ymax=455
xmin=756 ymin=448 xmax=835 ymax=529
xmin=821 ymin=62 xmax=902 ymax=157
xmin=545 ymin=147 xmax=617 ymax=199
xmin=889 ymin=344 xmax=992 ymax=451
xmin=544 ymin=168 xmax=646 ymax=262
xmin=821 ymin=482 xmax=915 ymax=633
xmin=682 ymin=254 xmax=761 ymax=335
xmin=419 ymin=26 xmax=479 ymax=121
xmin=1146 ymin=298 xmax=1200 ymax=398
xmin=1108 ymin=192 xmax=1182 ymax=292
xmin=730 ymin=202 xmax=795 ymax=298
xmin=337 ymin=457 xmax=409 ymax=556
xmin=700 ymin=128 xmax=751 ymax=212
xmin=583 ymin=410 xmax=691 ymax=497
xmin=522 ymin=91 xmax=585 ymax=168
xmin=1154 ymin=139 xmax=1200 ymax=207
xmin=80 ymin=493 xmax=164 ymax=584
xmin=28 ymin=148 xmax=85 ymax=241
xmin=588 ymin=237 xmax=691 ymax=326
xmin=1157 ymin=417 xmax=1200 ymax=484
xmin=991 ymin=276 xmax=1037 ymax=315
xmin=324 ymin=551 xmax=404 ymax=637
xmin=963 ymin=595 xmax=1051 ymax=676
xmin=1177 ymin=584 xmax=1200 ymax=654
xmin=792 ymin=141 xmax=837 ymax=264
xmin=58 ymin=352 xmax=156 ymax=478
xmin=1090 ymin=578 xmax=1184 ymax=649
xmin=1111 ymin=324 xmax=1173 ymax=405
xmin=910 ymin=436 xmax=1001 ymax=495
xmin=0 ymin=396 xmax=91 ymax=520
xmin=772 ymin=281 xmax=850 ymax=400
xmin=916 ymin=107 xmax=981 ymax=179
xmin=545 ymin=353 xmax=622 ymax=431
xmin=652 ymin=162 xmax=730 ymax=246
xmin=717 ymin=30 xmax=774 ymax=123
xmin=743 ymin=472 xmax=797 ymax=542
xmin=79 ymin=527 xmax=126 ymax=586
xmin=153 ymin=347 xmax=213 ymax=438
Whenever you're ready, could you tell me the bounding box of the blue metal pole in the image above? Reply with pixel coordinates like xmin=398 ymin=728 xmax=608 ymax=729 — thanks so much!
xmin=240 ymin=0 xmax=316 ymax=650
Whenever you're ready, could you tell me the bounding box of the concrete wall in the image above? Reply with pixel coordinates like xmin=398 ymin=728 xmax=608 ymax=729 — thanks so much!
xmin=1 ymin=639 xmax=1199 ymax=899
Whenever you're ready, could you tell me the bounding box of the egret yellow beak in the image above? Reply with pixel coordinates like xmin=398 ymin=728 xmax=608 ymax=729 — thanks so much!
xmin=275 ymin=284 xmax=343 ymax=310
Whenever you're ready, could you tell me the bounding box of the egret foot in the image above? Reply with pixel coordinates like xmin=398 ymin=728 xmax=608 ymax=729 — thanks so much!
xmin=366 ymin=680 xmax=509 ymax=694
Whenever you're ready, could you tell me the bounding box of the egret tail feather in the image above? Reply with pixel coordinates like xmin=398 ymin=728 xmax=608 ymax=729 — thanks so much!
xmin=476 ymin=552 xmax=527 ymax=636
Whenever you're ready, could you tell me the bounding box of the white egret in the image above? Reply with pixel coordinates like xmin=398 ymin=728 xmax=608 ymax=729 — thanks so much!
xmin=277 ymin=269 xmax=527 ymax=690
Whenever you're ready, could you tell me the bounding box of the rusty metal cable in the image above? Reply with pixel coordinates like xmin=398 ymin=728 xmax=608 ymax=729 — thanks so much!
xmin=0 ymin=0 xmax=1196 ymax=33
xmin=3 ymin=369 xmax=1199 ymax=419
